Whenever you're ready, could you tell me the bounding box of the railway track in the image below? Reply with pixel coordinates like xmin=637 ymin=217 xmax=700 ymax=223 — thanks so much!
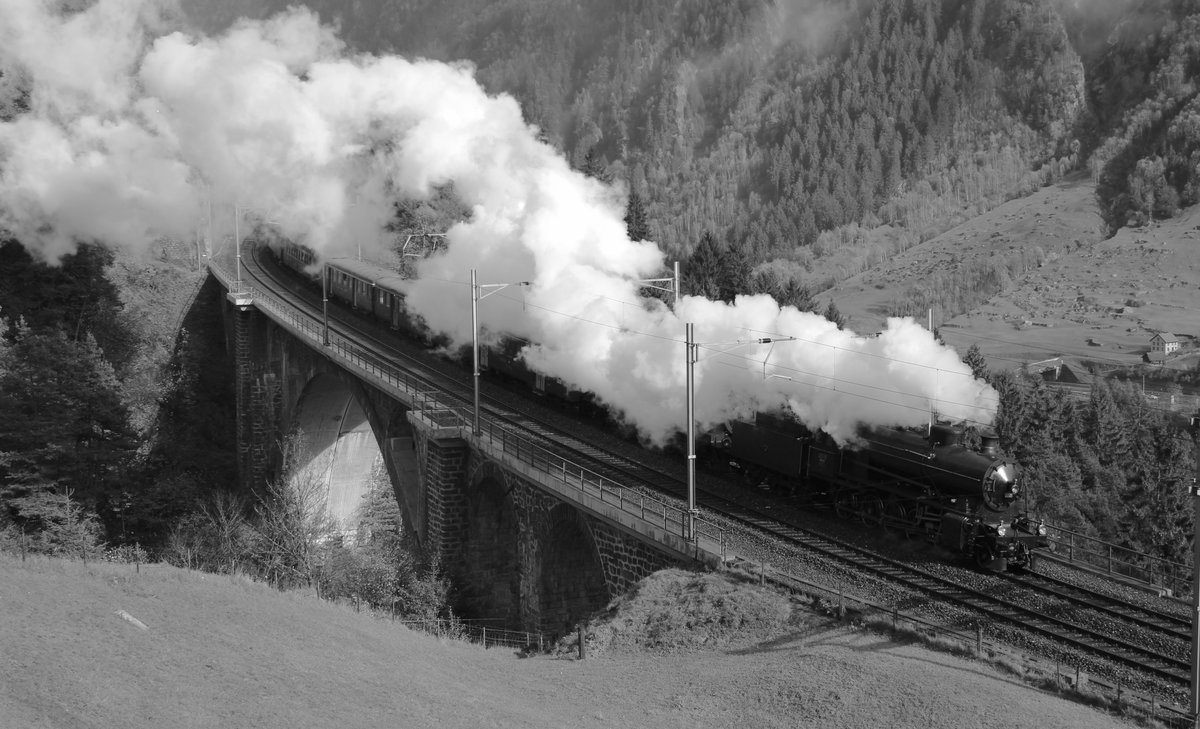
xmin=238 ymin=245 xmax=1193 ymax=688
xmin=1001 ymin=568 xmax=1191 ymax=643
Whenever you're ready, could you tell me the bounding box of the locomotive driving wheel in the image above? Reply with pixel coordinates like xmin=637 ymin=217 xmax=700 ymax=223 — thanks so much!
xmin=973 ymin=545 xmax=1008 ymax=572
xmin=834 ymin=493 xmax=858 ymax=520
xmin=860 ymin=497 xmax=885 ymax=526
xmin=883 ymin=502 xmax=912 ymax=538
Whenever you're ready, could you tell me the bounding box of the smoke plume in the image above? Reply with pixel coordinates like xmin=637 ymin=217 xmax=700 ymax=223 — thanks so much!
xmin=0 ymin=0 xmax=998 ymax=443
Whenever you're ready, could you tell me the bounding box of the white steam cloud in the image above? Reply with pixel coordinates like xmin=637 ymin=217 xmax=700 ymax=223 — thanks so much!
xmin=0 ymin=0 xmax=998 ymax=443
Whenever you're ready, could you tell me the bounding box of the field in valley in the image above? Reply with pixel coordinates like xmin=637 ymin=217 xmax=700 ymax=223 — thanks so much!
xmin=827 ymin=175 xmax=1200 ymax=396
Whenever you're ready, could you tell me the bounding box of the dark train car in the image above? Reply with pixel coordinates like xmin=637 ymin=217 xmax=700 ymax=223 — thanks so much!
xmin=277 ymin=241 xmax=570 ymax=396
xmin=325 ymin=257 xmax=442 ymax=343
xmin=326 ymin=257 xmax=391 ymax=311
xmin=278 ymin=239 xmax=317 ymax=274
xmin=722 ymin=414 xmax=810 ymax=480
xmin=481 ymin=337 xmax=584 ymax=405
xmin=480 ymin=337 xmax=536 ymax=390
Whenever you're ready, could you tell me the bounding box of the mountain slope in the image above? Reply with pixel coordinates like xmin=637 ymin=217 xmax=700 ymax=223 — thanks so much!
xmin=182 ymin=0 xmax=1088 ymax=267
xmin=826 ymin=174 xmax=1200 ymax=381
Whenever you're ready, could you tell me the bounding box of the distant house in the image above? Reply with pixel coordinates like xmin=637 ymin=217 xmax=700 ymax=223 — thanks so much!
xmin=1024 ymin=357 xmax=1082 ymax=383
xmin=1149 ymin=332 xmax=1181 ymax=355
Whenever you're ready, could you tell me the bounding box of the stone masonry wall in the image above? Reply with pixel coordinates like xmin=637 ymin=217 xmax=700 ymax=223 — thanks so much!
xmin=465 ymin=454 xmax=681 ymax=635
xmin=414 ymin=430 xmax=470 ymax=563
xmin=228 ymin=300 xmax=275 ymax=493
xmin=589 ymin=520 xmax=682 ymax=597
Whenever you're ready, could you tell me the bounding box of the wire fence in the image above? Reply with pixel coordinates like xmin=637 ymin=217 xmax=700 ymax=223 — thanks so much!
xmin=396 ymin=618 xmax=547 ymax=652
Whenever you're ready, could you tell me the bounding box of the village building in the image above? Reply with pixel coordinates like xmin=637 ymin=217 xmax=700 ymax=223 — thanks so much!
xmin=1149 ymin=332 xmax=1181 ymax=356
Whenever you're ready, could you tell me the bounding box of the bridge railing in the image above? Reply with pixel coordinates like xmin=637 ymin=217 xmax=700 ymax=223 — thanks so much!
xmin=1043 ymin=525 xmax=1190 ymax=598
xmin=209 ymin=257 xmax=727 ymax=560
xmin=471 ymin=415 xmax=728 ymax=559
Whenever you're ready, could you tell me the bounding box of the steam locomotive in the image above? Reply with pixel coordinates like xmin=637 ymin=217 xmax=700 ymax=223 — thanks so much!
xmin=705 ymin=413 xmax=1046 ymax=569
xmin=272 ymin=240 xmax=1046 ymax=570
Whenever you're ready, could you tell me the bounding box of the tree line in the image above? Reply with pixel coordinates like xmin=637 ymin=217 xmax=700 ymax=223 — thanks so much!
xmin=0 ymin=241 xmax=451 ymax=621
xmin=967 ymin=344 xmax=1194 ymax=564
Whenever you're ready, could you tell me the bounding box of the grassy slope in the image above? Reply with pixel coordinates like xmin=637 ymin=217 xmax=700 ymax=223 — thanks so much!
xmin=1 ymin=554 xmax=1137 ymax=729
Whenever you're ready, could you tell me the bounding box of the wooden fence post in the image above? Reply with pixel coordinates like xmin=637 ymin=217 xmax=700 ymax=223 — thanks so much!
xmin=578 ymin=625 xmax=586 ymax=660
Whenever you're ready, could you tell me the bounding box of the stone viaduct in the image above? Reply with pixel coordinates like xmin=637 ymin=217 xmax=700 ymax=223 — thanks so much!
xmin=213 ymin=261 xmax=722 ymax=637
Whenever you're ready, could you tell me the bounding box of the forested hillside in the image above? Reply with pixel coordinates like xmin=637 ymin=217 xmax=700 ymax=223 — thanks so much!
xmin=0 ymin=241 xmax=226 ymax=550
xmin=186 ymin=0 xmax=1200 ymax=298
xmin=1088 ymin=5 xmax=1200 ymax=230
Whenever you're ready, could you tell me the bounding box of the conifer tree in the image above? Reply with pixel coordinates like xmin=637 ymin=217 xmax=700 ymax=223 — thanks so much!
xmin=963 ymin=343 xmax=989 ymax=380
xmin=580 ymin=148 xmax=612 ymax=183
xmin=624 ymin=189 xmax=651 ymax=242
xmin=823 ymin=301 xmax=846 ymax=330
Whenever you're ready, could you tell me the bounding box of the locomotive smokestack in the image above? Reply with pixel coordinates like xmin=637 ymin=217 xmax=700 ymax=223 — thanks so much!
xmin=979 ymin=432 xmax=1001 ymax=456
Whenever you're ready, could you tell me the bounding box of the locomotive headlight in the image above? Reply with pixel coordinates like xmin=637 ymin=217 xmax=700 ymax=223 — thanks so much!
xmin=988 ymin=463 xmax=1020 ymax=504
xmin=995 ymin=524 xmax=1009 ymax=537
xmin=1037 ymin=524 xmax=1048 ymax=536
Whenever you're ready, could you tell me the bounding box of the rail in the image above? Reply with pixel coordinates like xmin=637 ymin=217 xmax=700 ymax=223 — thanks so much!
xmin=208 ymin=255 xmax=726 ymax=559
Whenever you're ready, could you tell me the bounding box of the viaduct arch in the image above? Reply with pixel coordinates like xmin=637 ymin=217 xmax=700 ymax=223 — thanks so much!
xmin=222 ymin=278 xmax=707 ymax=637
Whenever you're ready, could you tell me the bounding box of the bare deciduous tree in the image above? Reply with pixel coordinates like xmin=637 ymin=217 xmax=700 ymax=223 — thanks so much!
xmin=250 ymin=432 xmax=336 ymax=590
